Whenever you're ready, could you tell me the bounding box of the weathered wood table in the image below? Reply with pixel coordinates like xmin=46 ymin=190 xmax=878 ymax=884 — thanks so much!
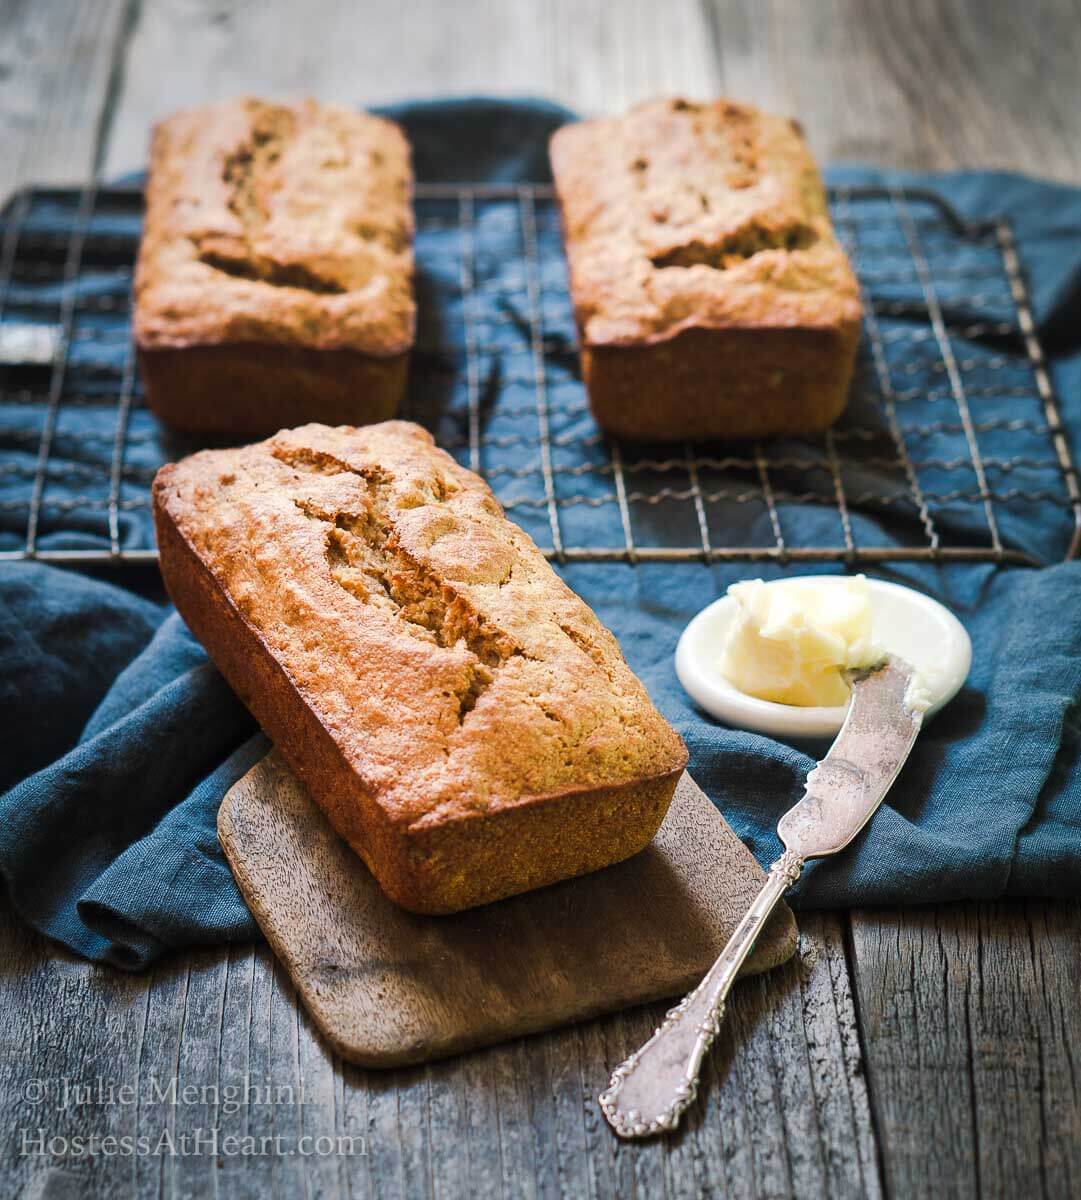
xmin=2 ymin=2 xmax=1080 ymax=1196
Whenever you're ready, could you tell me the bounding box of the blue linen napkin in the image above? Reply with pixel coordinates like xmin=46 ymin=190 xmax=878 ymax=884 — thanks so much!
xmin=2 ymin=99 xmax=1081 ymax=969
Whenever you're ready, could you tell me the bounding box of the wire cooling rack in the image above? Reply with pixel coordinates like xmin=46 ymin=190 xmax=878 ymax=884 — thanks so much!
xmin=0 ymin=181 xmax=1078 ymax=566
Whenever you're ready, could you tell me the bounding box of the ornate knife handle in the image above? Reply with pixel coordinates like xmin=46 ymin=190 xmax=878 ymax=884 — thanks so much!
xmin=599 ymin=849 xmax=804 ymax=1139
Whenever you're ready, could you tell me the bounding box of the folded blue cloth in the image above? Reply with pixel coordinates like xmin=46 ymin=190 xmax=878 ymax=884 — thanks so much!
xmin=2 ymin=99 xmax=1081 ymax=969
xmin=0 ymin=582 xmax=266 ymax=966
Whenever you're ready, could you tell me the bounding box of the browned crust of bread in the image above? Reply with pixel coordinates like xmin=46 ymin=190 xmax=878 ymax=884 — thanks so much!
xmin=549 ymin=97 xmax=862 ymax=440
xmin=153 ymin=421 xmax=687 ymax=913
xmin=134 ymin=96 xmax=414 ymax=434
xmin=582 ymin=325 xmax=859 ymax=441
xmin=137 ymin=344 xmax=407 ymax=437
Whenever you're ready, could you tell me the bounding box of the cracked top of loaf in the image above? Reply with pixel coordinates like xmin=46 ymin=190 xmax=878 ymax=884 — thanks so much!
xmin=134 ymin=97 xmax=414 ymax=355
xmin=154 ymin=421 xmax=687 ymax=826
xmin=550 ymin=97 xmax=861 ymax=347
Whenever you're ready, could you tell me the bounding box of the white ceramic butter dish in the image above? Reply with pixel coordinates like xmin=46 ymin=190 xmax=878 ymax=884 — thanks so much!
xmin=675 ymin=576 xmax=972 ymax=738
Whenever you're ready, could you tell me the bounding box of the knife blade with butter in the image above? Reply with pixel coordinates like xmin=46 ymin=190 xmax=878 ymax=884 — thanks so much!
xmin=599 ymin=654 xmax=924 ymax=1139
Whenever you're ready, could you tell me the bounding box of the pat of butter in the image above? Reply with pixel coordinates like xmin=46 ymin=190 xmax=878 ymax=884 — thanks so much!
xmin=719 ymin=576 xmax=884 ymax=707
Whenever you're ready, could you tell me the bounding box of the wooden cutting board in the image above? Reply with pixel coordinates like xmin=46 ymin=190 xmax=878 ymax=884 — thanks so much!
xmin=219 ymin=752 xmax=797 ymax=1068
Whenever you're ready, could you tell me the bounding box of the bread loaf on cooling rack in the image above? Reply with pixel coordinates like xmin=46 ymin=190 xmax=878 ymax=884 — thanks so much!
xmin=134 ymin=97 xmax=414 ymax=435
xmin=550 ymin=97 xmax=862 ymax=441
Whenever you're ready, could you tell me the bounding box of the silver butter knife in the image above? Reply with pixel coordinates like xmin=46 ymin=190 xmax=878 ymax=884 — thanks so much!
xmin=599 ymin=654 xmax=923 ymax=1139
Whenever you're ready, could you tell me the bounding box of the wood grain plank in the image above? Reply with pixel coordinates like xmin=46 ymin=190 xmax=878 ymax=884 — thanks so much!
xmin=423 ymin=1061 xmax=470 ymax=1200
xmin=0 ymin=896 xmax=879 ymax=1199
xmin=394 ymin=1060 xmax=438 ymax=1200
xmin=297 ymin=1005 xmax=352 ymax=1200
xmin=215 ymin=944 xmax=263 ymax=1200
xmin=102 ymin=0 xmax=717 ymax=176
xmin=0 ymin=902 xmax=73 ymax=1200
xmin=538 ymin=1024 xmax=598 ymax=1200
xmin=703 ymin=0 xmax=1081 ymax=181
xmin=0 ymin=0 xmax=132 ymax=198
xmin=361 ymin=1063 xmax=413 ymax=1199
xmin=168 ymin=949 xmax=229 ymax=1200
xmin=240 ymin=942 xmax=284 ymax=1200
xmin=266 ymin=955 xmax=311 ymax=1200
xmin=850 ymin=900 xmax=1081 ymax=1200
xmin=105 ymin=0 xmax=1081 ymax=179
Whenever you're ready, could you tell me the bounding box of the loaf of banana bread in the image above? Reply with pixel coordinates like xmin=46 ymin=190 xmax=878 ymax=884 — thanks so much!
xmin=135 ymin=98 xmax=414 ymax=435
xmin=153 ymin=421 xmax=687 ymax=913
xmin=550 ymin=98 xmax=862 ymax=441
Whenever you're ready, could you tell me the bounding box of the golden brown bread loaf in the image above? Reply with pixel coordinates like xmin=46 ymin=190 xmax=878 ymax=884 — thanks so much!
xmin=549 ymin=98 xmax=862 ymax=441
xmin=153 ymin=421 xmax=688 ymax=913
xmin=134 ymin=98 xmax=414 ymax=435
